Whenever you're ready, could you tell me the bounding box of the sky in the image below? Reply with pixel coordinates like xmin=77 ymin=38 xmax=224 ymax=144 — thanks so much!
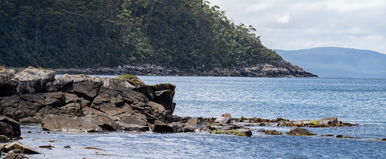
xmin=208 ymin=0 xmax=386 ymax=53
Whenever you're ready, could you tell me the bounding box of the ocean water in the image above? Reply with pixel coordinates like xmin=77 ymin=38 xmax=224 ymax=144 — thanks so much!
xmin=18 ymin=77 xmax=386 ymax=159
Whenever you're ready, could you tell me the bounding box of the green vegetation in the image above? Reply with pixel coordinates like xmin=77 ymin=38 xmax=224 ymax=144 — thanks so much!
xmin=0 ymin=0 xmax=282 ymax=70
xmin=310 ymin=121 xmax=320 ymax=125
xmin=211 ymin=129 xmax=245 ymax=137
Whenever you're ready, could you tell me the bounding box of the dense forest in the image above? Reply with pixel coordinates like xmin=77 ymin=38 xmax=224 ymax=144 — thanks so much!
xmin=0 ymin=0 xmax=283 ymax=70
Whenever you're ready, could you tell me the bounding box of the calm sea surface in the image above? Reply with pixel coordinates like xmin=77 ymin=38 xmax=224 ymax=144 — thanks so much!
xmin=19 ymin=77 xmax=386 ymax=159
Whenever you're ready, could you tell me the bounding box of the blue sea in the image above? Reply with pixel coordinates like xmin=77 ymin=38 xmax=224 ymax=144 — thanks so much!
xmin=19 ymin=77 xmax=386 ymax=159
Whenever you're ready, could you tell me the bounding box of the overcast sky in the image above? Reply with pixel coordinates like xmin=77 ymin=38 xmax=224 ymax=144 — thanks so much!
xmin=208 ymin=0 xmax=386 ymax=53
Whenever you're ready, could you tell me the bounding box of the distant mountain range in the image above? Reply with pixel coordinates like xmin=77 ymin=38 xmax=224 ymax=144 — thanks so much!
xmin=276 ymin=47 xmax=386 ymax=78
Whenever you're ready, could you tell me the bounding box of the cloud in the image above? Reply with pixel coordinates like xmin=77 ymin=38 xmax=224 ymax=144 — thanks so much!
xmin=208 ymin=0 xmax=386 ymax=53
xmin=277 ymin=14 xmax=289 ymax=24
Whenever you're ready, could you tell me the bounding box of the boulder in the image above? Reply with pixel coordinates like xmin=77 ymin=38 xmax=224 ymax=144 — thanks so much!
xmin=14 ymin=67 xmax=55 ymax=94
xmin=185 ymin=118 xmax=199 ymax=126
xmin=137 ymin=85 xmax=156 ymax=101
xmin=0 ymin=116 xmax=21 ymax=138
xmin=215 ymin=113 xmax=232 ymax=124
xmin=1 ymin=142 xmax=40 ymax=154
xmin=167 ymin=122 xmax=195 ymax=132
xmin=41 ymin=114 xmax=121 ymax=132
xmin=287 ymin=128 xmax=315 ymax=136
xmin=0 ymin=135 xmax=9 ymax=142
xmin=153 ymin=83 xmax=176 ymax=114
xmin=55 ymin=74 xmax=103 ymax=99
xmin=154 ymin=90 xmax=175 ymax=114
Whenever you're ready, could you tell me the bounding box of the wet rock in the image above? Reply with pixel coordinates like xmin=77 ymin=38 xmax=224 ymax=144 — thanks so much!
xmin=320 ymin=134 xmax=334 ymax=137
xmin=0 ymin=116 xmax=21 ymax=138
xmin=215 ymin=113 xmax=232 ymax=124
xmin=39 ymin=145 xmax=54 ymax=149
xmin=120 ymin=123 xmax=149 ymax=132
xmin=287 ymin=128 xmax=316 ymax=136
xmin=1 ymin=142 xmax=40 ymax=154
xmin=336 ymin=135 xmax=360 ymax=139
xmin=258 ymin=129 xmax=283 ymax=135
xmin=211 ymin=128 xmax=252 ymax=137
xmin=152 ymin=124 xmax=174 ymax=133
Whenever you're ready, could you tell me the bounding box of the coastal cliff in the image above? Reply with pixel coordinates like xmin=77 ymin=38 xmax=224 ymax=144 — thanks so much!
xmin=0 ymin=67 xmax=178 ymax=132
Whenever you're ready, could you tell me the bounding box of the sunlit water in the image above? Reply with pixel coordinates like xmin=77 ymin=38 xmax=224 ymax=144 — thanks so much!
xmin=18 ymin=77 xmax=386 ymax=159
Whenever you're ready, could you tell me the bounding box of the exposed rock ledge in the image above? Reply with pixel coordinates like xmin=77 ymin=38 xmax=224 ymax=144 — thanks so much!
xmin=0 ymin=67 xmax=177 ymax=132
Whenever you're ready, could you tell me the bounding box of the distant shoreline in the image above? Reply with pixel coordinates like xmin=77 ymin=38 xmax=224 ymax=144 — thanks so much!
xmin=38 ymin=64 xmax=317 ymax=78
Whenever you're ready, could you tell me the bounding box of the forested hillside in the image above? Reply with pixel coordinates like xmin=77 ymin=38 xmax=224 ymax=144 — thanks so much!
xmin=0 ymin=0 xmax=315 ymax=77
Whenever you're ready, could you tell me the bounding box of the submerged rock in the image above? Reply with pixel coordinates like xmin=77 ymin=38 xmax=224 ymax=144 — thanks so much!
xmin=258 ymin=129 xmax=283 ymax=135
xmin=287 ymin=128 xmax=316 ymax=136
xmin=211 ymin=128 xmax=252 ymax=137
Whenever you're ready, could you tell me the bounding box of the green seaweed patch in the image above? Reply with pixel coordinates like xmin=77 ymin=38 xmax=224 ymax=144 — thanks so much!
xmin=211 ymin=130 xmax=245 ymax=136
xmin=310 ymin=121 xmax=319 ymax=125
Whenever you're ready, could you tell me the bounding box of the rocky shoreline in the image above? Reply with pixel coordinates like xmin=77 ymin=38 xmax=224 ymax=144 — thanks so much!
xmin=50 ymin=62 xmax=317 ymax=77
xmin=0 ymin=67 xmax=383 ymax=158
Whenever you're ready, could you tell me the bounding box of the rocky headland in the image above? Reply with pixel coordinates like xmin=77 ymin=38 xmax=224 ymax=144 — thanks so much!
xmin=0 ymin=67 xmax=382 ymax=158
xmin=51 ymin=62 xmax=317 ymax=77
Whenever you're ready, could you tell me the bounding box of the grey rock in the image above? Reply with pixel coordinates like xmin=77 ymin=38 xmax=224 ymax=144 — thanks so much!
xmin=41 ymin=114 xmax=121 ymax=132
xmin=14 ymin=67 xmax=55 ymax=94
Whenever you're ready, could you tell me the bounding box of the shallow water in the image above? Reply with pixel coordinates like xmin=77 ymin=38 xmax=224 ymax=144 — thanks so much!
xmin=18 ymin=77 xmax=386 ymax=158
